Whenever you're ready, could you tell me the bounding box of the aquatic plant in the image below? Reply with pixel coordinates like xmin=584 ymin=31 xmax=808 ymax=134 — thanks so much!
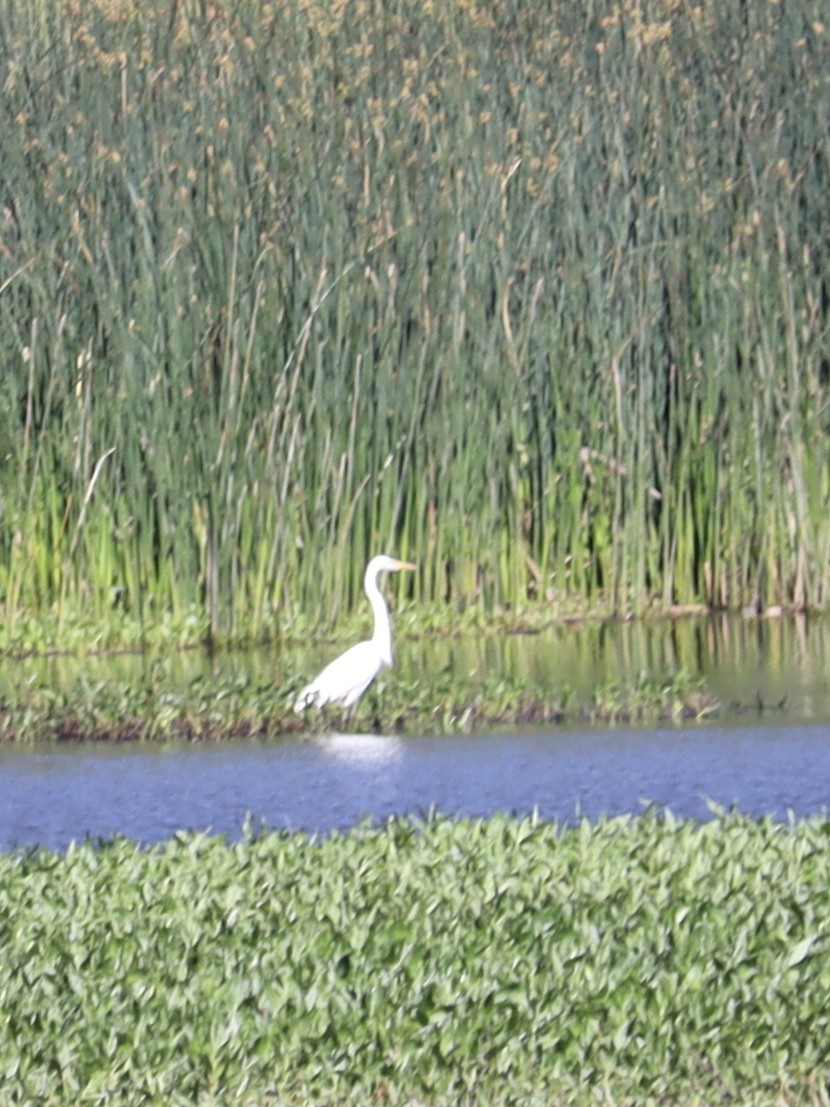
xmin=1 ymin=0 xmax=830 ymax=649
xmin=0 ymin=661 xmax=726 ymax=742
xmin=0 ymin=812 xmax=828 ymax=1105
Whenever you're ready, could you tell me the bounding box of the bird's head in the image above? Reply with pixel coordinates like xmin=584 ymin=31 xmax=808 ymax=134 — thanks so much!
xmin=367 ymin=554 xmax=417 ymax=576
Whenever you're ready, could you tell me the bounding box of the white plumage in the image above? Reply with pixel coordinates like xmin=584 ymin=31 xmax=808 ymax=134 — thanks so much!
xmin=294 ymin=554 xmax=416 ymax=712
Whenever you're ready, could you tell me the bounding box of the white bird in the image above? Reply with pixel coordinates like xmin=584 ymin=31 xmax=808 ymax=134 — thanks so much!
xmin=294 ymin=554 xmax=417 ymax=713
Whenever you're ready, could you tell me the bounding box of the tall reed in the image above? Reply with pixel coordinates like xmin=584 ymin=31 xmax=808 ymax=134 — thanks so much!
xmin=1 ymin=0 xmax=829 ymax=645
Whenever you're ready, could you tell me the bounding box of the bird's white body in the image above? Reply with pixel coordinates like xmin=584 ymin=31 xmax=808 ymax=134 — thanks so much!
xmin=294 ymin=554 xmax=416 ymax=712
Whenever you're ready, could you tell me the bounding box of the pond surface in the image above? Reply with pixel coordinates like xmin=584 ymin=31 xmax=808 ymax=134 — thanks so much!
xmin=2 ymin=614 xmax=830 ymax=850
xmin=5 ymin=609 xmax=830 ymax=715
xmin=1 ymin=721 xmax=829 ymax=851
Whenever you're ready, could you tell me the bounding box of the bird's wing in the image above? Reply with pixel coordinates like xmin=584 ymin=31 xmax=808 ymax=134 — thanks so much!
xmin=294 ymin=640 xmax=384 ymax=710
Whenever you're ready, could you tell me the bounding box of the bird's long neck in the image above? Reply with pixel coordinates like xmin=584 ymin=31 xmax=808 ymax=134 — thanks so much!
xmin=366 ymin=570 xmax=393 ymax=667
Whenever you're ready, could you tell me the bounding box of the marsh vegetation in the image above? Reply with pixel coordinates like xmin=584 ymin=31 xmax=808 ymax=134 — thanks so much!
xmin=2 ymin=0 xmax=830 ymax=654
xmin=1 ymin=813 xmax=829 ymax=1105
xmin=2 ymin=4 xmax=830 ymax=1100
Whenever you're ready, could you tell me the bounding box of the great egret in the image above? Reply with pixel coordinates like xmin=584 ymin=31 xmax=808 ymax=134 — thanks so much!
xmin=293 ymin=554 xmax=416 ymax=713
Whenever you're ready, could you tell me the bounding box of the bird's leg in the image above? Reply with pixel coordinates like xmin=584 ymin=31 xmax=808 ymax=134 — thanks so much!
xmin=365 ymin=686 xmax=384 ymax=733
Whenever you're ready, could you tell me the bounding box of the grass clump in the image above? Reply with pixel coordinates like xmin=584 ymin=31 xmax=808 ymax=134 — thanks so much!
xmin=0 ymin=665 xmax=724 ymax=742
xmin=0 ymin=812 xmax=828 ymax=1104
xmin=1 ymin=1 xmax=830 ymax=648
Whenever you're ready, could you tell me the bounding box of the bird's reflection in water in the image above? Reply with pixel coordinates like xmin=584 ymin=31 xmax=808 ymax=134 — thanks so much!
xmin=314 ymin=732 xmax=404 ymax=766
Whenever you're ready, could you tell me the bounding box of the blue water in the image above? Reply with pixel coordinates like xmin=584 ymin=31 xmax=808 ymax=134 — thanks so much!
xmin=2 ymin=721 xmax=828 ymax=851
xmin=3 ymin=614 xmax=830 ymax=850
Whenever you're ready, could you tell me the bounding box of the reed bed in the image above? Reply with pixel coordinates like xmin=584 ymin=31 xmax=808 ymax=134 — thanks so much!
xmin=1 ymin=813 xmax=828 ymax=1105
xmin=2 ymin=0 xmax=830 ymax=648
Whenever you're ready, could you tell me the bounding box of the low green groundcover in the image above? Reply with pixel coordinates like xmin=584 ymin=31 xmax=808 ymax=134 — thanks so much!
xmin=0 ymin=811 xmax=828 ymax=1105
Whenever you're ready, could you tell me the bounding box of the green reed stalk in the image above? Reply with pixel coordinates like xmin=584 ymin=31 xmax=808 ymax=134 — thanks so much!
xmin=0 ymin=0 xmax=829 ymax=647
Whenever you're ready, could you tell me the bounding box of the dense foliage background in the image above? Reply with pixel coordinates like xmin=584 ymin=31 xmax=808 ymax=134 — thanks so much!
xmin=2 ymin=0 xmax=830 ymax=647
